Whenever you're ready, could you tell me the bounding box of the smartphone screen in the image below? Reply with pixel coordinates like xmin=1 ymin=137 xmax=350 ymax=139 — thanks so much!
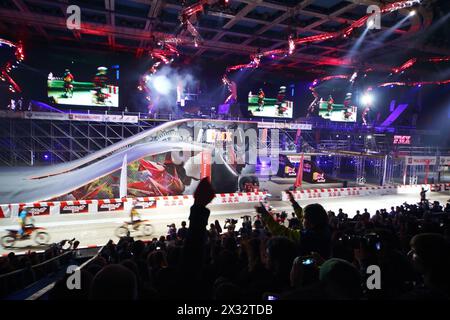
xmin=267 ymin=295 xmax=278 ymax=301
xmin=302 ymin=258 xmax=314 ymax=265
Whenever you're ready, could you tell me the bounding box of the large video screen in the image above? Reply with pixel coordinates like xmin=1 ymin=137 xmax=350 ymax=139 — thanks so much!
xmin=47 ymin=65 xmax=119 ymax=107
xmin=318 ymin=100 xmax=357 ymax=122
xmin=248 ymin=86 xmax=293 ymax=118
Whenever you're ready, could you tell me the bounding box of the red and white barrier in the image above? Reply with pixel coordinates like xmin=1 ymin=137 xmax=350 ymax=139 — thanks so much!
xmin=281 ymin=184 xmax=449 ymax=201
xmin=211 ymin=192 xmax=268 ymax=205
xmin=0 ymin=185 xmax=447 ymax=219
xmin=0 ymin=191 xmax=269 ymax=219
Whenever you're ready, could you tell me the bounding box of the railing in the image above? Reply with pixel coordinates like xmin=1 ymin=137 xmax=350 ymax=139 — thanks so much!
xmin=25 ymin=243 xmax=106 ymax=300
xmin=0 ymin=249 xmax=73 ymax=299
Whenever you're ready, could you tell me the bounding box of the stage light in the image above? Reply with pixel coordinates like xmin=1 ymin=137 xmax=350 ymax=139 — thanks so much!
xmin=152 ymin=75 xmax=172 ymax=95
xmin=409 ymin=10 xmax=416 ymax=17
xmin=361 ymin=93 xmax=374 ymax=105
xmin=367 ymin=135 xmax=372 ymax=139
xmin=367 ymin=20 xmax=374 ymax=28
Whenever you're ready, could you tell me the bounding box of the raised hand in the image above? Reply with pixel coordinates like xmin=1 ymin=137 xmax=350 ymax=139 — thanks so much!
xmin=286 ymin=190 xmax=296 ymax=203
xmin=255 ymin=202 xmax=269 ymax=216
xmin=194 ymin=177 xmax=216 ymax=207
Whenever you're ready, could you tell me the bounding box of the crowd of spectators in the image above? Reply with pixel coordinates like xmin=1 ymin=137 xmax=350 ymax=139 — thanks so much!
xmin=0 ymin=239 xmax=79 ymax=297
xmin=47 ymin=179 xmax=450 ymax=300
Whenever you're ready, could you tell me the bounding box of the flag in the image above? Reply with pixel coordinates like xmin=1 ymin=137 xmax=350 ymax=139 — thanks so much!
xmin=294 ymin=153 xmax=304 ymax=188
xmin=119 ymin=153 xmax=128 ymax=198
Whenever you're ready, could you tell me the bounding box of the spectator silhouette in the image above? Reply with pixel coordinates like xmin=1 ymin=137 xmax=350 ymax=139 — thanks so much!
xmin=90 ymin=264 xmax=137 ymax=300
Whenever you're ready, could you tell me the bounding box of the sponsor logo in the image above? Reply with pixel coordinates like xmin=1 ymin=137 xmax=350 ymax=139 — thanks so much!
xmin=98 ymin=203 xmax=123 ymax=211
xmin=29 ymin=207 xmax=50 ymax=215
xmin=61 ymin=204 xmax=88 ymax=214
xmin=135 ymin=201 xmax=156 ymax=209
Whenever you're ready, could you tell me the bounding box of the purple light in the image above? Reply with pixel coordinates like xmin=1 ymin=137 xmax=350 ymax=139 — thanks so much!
xmin=271 ymin=55 xmax=275 ymax=59
xmin=390 ymin=85 xmax=394 ymax=88
xmin=418 ymin=84 xmax=422 ymax=88
xmin=44 ymin=154 xmax=49 ymax=160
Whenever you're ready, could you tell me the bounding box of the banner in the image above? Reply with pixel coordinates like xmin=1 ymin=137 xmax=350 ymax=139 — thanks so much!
xmin=1 ymin=111 xmax=138 ymax=123
xmin=60 ymin=204 xmax=89 ymax=214
xmin=69 ymin=113 xmax=138 ymax=123
xmin=200 ymin=150 xmax=212 ymax=181
xmin=24 ymin=111 xmax=68 ymax=121
xmin=257 ymin=122 xmax=312 ymax=130
xmin=405 ymin=156 xmax=437 ymax=166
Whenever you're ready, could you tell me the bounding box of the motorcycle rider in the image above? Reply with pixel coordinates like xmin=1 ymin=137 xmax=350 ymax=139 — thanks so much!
xmin=93 ymin=66 xmax=109 ymax=104
xmin=63 ymin=69 xmax=74 ymax=98
xmin=18 ymin=209 xmax=33 ymax=238
xmin=130 ymin=206 xmax=142 ymax=230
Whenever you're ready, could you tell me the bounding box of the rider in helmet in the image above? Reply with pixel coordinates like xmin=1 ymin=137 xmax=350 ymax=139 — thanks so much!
xmin=18 ymin=209 xmax=33 ymax=238
xmin=93 ymin=67 xmax=109 ymax=104
xmin=130 ymin=206 xmax=142 ymax=230
xmin=63 ymin=69 xmax=74 ymax=98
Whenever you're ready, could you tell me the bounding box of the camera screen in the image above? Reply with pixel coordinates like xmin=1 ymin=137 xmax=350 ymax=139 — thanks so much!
xmin=302 ymin=258 xmax=314 ymax=265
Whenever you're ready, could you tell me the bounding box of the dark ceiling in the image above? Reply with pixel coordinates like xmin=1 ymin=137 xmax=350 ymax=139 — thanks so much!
xmin=0 ymin=0 xmax=449 ymax=75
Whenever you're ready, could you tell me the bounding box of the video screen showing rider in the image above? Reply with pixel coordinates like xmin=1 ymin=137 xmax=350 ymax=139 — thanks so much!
xmin=47 ymin=64 xmax=119 ymax=107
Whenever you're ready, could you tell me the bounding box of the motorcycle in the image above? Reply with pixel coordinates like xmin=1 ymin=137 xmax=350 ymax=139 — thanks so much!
xmin=115 ymin=220 xmax=154 ymax=238
xmin=1 ymin=225 xmax=50 ymax=248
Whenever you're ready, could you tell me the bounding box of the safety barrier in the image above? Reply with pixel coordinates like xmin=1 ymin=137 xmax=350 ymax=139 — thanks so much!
xmin=281 ymin=183 xmax=450 ymax=201
xmin=0 ymin=191 xmax=269 ymax=219
xmin=1 ymin=185 xmax=447 ymax=219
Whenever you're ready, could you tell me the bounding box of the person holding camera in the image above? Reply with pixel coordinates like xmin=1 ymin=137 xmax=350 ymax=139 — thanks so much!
xmin=167 ymin=223 xmax=177 ymax=241
xmin=239 ymin=216 xmax=253 ymax=238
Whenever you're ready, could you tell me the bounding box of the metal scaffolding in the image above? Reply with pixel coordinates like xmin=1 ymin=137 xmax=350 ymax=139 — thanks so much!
xmin=0 ymin=118 xmax=155 ymax=166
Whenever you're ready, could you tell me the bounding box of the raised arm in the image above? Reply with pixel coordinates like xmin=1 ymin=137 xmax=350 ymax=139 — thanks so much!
xmin=257 ymin=199 xmax=301 ymax=243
